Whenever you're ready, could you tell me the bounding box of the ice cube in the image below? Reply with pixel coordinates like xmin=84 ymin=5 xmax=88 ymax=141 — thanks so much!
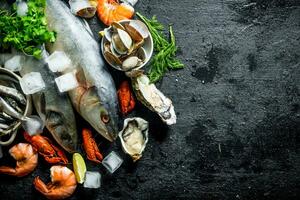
xmin=24 ymin=116 xmax=44 ymax=136
xmin=46 ymin=51 xmax=72 ymax=72
xmin=83 ymin=171 xmax=101 ymax=189
xmin=26 ymin=120 xmax=42 ymax=135
xmin=102 ymin=151 xmax=123 ymax=173
xmin=55 ymin=72 xmax=79 ymax=93
xmin=20 ymin=72 xmax=46 ymax=95
xmin=0 ymin=145 xmax=3 ymax=159
xmin=4 ymin=55 xmax=24 ymax=72
xmin=16 ymin=1 xmax=28 ymax=16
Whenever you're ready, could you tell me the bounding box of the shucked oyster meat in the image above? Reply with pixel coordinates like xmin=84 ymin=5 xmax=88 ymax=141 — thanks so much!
xmin=119 ymin=117 xmax=149 ymax=162
xmin=131 ymin=74 xmax=176 ymax=125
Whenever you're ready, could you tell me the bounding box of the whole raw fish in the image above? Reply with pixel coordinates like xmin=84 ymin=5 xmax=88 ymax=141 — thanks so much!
xmin=45 ymin=0 xmax=119 ymax=141
xmin=20 ymin=53 xmax=78 ymax=153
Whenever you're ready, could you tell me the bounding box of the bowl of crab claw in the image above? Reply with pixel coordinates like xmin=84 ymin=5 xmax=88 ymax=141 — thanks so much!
xmin=101 ymin=19 xmax=153 ymax=72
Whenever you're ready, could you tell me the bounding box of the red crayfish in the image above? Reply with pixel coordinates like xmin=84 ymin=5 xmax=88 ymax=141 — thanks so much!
xmin=23 ymin=132 xmax=68 ymax=164
xmin=117 ymin=81 xmax=135 ymax=115
xmin=82 ymin=128 xmax=103 ymax=163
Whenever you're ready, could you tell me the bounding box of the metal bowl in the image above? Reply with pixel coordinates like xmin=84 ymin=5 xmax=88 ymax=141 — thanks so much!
xmin=101 ymin=20 xmax=154 ymax=72
xmin=0 ymin=68 xmax=32 ymax=146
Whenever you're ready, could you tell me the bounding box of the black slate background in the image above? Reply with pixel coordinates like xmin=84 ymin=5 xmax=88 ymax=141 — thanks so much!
xmin=1 ymin=0 xmax=300 ymax=199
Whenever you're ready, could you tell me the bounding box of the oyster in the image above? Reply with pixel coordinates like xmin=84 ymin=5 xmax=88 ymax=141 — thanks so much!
xmin=132 ymin=74 xmax=176 ymax=125
xmin=119 ymin=117 xmax=149 ymax=161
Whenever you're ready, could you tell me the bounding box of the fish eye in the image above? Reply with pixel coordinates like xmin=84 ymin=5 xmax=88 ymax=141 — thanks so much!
xmin=101 ymin=113 xmax=110 ymax=124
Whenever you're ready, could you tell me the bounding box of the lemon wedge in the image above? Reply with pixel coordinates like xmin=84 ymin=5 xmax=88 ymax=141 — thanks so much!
xmin=73 ymin=153 xmax=87 ymax=184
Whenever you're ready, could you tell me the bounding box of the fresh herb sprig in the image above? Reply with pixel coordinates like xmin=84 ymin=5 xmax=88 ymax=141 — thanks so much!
xmin=136 ymin=12 xmax=184 ymax=83
xmin=0 ymin=0 xmax=55 ymax=58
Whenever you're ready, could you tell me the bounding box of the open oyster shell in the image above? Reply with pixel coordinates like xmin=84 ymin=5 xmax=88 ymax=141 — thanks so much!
xmin=131 ymin=74 xmax=176 ymax=125
xmin=119 ymin=117 xmax=149 ymax=162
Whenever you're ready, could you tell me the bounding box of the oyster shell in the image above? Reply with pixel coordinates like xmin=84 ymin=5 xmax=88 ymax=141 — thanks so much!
xmin=124 ymin=23 xmax=144 ymax=42
xmin=132 ymin=74 xmax=176 ymax=125
xmin=111 ymin=21 xmax=126 ymax=31
xmin=119 ymin=117 xmax=149 ymax=162
xmin=110 ymin=42 xmax=121 ymax=57
xmin=111 ymin=29 xmax=133 ymax=55
xmin=136 ymin=47 xmax=146 ymax=61
xmin=103 ymin=28 xmax=113 ymax=42
xmin=112 ymin=33 xmax=127 ymax=55
xmin=129 ymin=20 xmax=150 ymax=39
xmin=104 ymin=51 xmax=122 ymax=65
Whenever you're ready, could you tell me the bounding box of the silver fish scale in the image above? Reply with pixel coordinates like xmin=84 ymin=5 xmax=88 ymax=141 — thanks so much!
xmin=46 ymin=0 xmax=119 ymax=124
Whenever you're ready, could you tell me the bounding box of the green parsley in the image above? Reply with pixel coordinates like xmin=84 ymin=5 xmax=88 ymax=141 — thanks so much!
xmin=136 ymin=12 xmax=184 ymax=83
xmin=0 ymin=0 xmax=55 ymax=59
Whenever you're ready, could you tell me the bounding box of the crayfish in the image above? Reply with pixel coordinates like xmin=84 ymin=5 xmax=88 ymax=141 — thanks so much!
xmin=117 ymin=81 xmax=136 ymax=115
xmin=24 ymin=132 xmax=68 ymax=165
xmin=82 ymin=128 xmax=103 ymax=163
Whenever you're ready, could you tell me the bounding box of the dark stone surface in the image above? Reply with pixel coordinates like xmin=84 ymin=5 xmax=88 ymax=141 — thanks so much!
xmin=1 ymin=0 xmax=300 ymax=199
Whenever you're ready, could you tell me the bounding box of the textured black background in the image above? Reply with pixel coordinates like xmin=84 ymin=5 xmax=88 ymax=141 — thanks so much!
xmin=1 ymin=0 xmax=300 ymax=199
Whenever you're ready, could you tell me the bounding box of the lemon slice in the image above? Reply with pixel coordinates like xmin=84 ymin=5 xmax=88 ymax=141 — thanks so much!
xmin=73 ymin=153 xmax=87 ymax=184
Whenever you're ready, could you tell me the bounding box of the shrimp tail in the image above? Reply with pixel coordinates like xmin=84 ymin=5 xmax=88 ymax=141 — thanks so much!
xmin=34 ymin=177 xmax=50 ymax=194
xmin=0 ymin=166 xmax=17 ymax=176
xmin=0 ymin=166 xmax=32 ymax=177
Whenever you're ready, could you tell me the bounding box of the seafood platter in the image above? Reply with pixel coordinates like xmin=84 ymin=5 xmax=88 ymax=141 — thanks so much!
xmin=0 ymin=0 xmax=183 ymax=199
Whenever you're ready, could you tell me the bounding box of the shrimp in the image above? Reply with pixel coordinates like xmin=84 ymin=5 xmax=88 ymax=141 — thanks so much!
xmin=0 ymin=143 xmax=38 ymax=177
xmin=97 ymin=0 xmax=134 ymax=25
xmin=34 ymin=166 xmax=77 ymax=200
